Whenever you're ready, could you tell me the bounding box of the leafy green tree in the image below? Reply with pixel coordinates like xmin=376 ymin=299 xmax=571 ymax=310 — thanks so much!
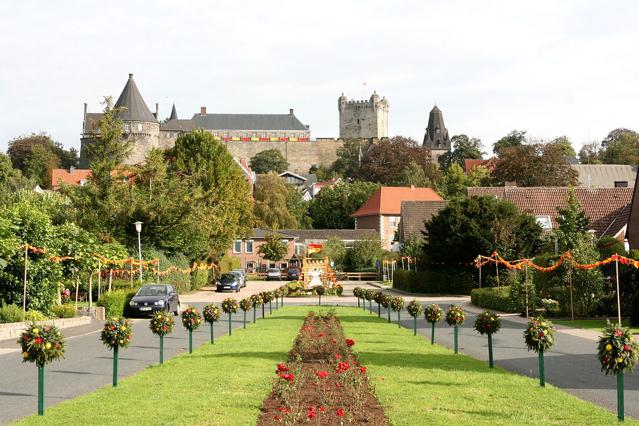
xmin=550 ymin=136 xmax=576 ymax=157
xmin=424 ymin=196 xmax=543 ymax=264
xmin=438 ymin=134 xmax=483 ymax=171
xmin=253 ymin=173 xmax=298 ymax=229
xmin=599 ymin=128 xmax=639 ymax=165
xmin=466 ymin=164 xmax=493 ymax=187
xmin=285 ymin=184 xmax=311 ymax=229
xmin=258 ymin=233 xmax=288 ymax=262
xmin=493 ymin=143 xmax=578 ymax=187
xmin=554 ymin=188 xmax=589 ymax=251
xmin=578 ymin=142 xmax=602 ymax=164
xmin=438 ymin=163 xmax=468 ymax=200
xmin=400 ymin=234 xmax=424 ymax=259
xmin=347 ymin=232 xmax=383 ymax=271
xmin=331 ymin=139 xmax=364 ymax=178
xmin=23 ymin=144 xmax=59 ymax=187
xmin=308 ymin=181 xmax=379 ymax=229
xmin=493 ymin=130 xmax=526 ymax=156
xmin=321 ymin=236 xmax=347 ymax=270
xmin=0 ymin=153 xmax=32 ymax=195
xmin=249 ymin=149 xmax=288 ymax=174
xmin=398 ymin=161 xmax=433 ymax=188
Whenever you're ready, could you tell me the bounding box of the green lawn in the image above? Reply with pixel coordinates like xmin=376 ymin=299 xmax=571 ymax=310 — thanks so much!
xmin=553 ymin=318 xmax=638 ymax=334
xmin=14 ymin=307 xmax=635 ymax=425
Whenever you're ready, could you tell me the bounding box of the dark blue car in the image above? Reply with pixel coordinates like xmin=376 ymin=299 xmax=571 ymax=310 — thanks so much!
xmin=128 ymin=284 xmax=180 ymax=316
xmin=216 ymin=273 xmax=241 ymax=292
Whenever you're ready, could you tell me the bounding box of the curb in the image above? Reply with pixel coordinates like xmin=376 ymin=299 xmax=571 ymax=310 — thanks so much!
xmin=0 ymin=316 xmax=92 ymax=341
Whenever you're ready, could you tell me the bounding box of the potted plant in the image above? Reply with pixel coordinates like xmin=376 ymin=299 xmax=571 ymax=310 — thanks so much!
xmin=381 ymin=294 xmax=393 ymax=323
xmin=406 ymin=300 xmax=423 ymax=335
xmin=222 ymin=298 xmax=239 ymax=335
xmin=239 ymin=298 xmax=252 ymax=328
xmin=181 ymin=307 xmax=202 ymax=354
xmin=524 ymin=316 xmax=555 ymax=387
xmin=390 ymin=296 xmax=405 ymax=327
xmin=250 ymin=293 xmax=263 ymax=323
xmin=474 ymin=310 xmax=501 ymax=368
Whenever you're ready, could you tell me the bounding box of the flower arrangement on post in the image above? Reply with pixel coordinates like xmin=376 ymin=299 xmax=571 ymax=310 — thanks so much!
xmin=259 ymin=291 xmax=272 ymax=317
xmin=353 ymin=287 xmax=363 ymax=308
xmin=523 ymin=316 xmax=555 ymax=387
xmin=203 ymin=304 xmax=221 ymax=344
xmin=250 ymin=293 xmax=263 ymax=323
xmin=445 ymin=305 xmax=465 ymax=353
xmin=424 ymin=304 xmax=443 ymax=344
xmin=239 ymin=298 xmax=252 ymax=328
xmin=19 ymin=323 xmax=66 ymax=416
xmin=149 ymin=311 xmax=175 ymax=364
xmin=381 ymin=295 xmax=392 ymax=323
xmin=100 ymin=317 xmax=133 ymax=386
xmin=181 ymin=307 xmax=202 ymax=354
xmin=316 ymin=286 xmax=325 ymax=306
xmin=279 ymin=285 xmax=287 ymax=306
xmin=596 ymin=321 xmax=638 ymax=421
xmin=363 ymin=290 xmax=374 ymax=313
xmin=474 ymin=310 xmax=501 ymax=368
xmin=406 ymin=300 xmax=423 ymax=335
xmin=373 ymin=291 xmax=384 ymax=317
xmin=222 ymin=298 xmax=239 ymax=336
xmin=390 ymin=296 xmax=405 ymax=327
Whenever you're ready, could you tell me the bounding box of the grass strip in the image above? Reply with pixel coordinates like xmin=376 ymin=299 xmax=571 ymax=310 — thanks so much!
xmin=554 ymin=318 xmax=638 ymax=334
xmin=14 ymin=308 xmax=306 ymax=426
xmin=337 ymin=307 xmax=638 ymax=426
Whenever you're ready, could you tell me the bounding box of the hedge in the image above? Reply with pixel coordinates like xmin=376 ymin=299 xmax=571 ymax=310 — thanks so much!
xmin=393 ymin=268 xmax=475 ymax=295
xmin=470 ymin=286 xmax=516 ymax=312
xmin=190 ymin=268 xmax=209 ymax=292
xmin=97 ymin=290 xmax=137 ymax=318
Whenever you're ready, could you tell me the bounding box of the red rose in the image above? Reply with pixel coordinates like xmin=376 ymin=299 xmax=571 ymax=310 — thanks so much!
xmin=319 ymin=406 xmax=327 ymax=412
xmin=360 ymin=366 xmax=367 ymax=373
xmin=317 ymin=332 xmax=324 ymax=337
xmin=34 ymin=337 xmax=43 ymax=344
xmin=308 ymin=406 xmax=316 ymax=419
xmin=345 ymin=338 xmax=355 ymax=346
xmin=624 ymin=345 xmax=631 ymax=352
xmin=336 ymin=408 xmax=345 ymax=417
xmin=334 ymin=353 xmax=341 ymax=359
xmin=316 ymin=370 xmax=329 ymax=378
xmin=614 ymin=329 xmax=623 ymax=337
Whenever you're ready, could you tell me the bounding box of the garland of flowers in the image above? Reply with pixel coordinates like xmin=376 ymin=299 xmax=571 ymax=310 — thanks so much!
xmin=18 ymin=323 xmax=66 ymax=367
xmin=474 ymin=311 xmax=501 ymax=335
xmin=222 ymin=298 xmax=240 ymax=314
xmin=100 ymin=318 xmax=133 ymax=350
xmin=203 ymin=304 xmax=221 ymax=323
xmin=406 ymin=300 xmax=423 ymax=318
xmin=445 ymin=305 xmax=465 ymax=327
xmin=181 ymin=307 xmax=202 ymax=331
xmin=524 ymin=317 xmax=555 ymax=353
xmin=149 ymin=311 xmax=175 ymax=336
xmin=424 ymin=304 xmax=443 ymax=323
xmin=597 ymin=321 xmax=639 ymax=375
xmin=239 ymin=298 xmax=253 ymax=312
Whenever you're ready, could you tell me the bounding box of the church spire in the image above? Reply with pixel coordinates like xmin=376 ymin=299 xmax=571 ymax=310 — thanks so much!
xmin=169 ymin=103 xmax=178 ymax=120
xmin=422 ymin=105 xmax=450 ymax=150
xmin=114 ymin=73 xmax=157 ymax=123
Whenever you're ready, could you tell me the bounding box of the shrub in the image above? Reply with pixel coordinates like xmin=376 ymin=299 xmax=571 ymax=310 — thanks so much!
xmin=470 ymin=287 xmax=515 ymax=312
xmin=393 ymin=267 xmax=475 ymax=295
xmin=51 ymin=304 xmax=76 ymax=319
xmin=97 ymin=290 xmax=136 ymax=318
xmin=508 ymin=270 xmax=536 ymax=316
xmin=190 ymin=268 xmax=209 ymax=292
xmin=218 ymin=255 xmax=240 ymax=274
xmin=0 ymin=303 xmax=25 ymax=323
xmin=25 ymin=310 xmax=47 ymax=322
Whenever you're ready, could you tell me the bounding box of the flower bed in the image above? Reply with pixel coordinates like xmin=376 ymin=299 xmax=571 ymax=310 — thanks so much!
xmin=257 ymin=310 xmax=386 ymax=425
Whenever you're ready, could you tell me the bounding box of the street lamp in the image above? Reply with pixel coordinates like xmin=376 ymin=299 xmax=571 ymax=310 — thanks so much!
xmin=134 ymin=222 xmax=143 ymax=284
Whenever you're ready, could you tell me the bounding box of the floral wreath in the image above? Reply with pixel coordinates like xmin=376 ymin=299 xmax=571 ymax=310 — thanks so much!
xmin=424 ymin=304 xmax=443 ymax=323
xmin=100 ymin=317 xmax=133 ymax=350
xmin=181 ymin=307 xmax=202 ymax=330
xmin=474 ymin=311 xmax=501 ymax=335
xmin=18 ymin=322 xmax=66 ymax=367
xmin=390 ymin=296 xmax=405 ymax=312
xmin=221 ymin=298 xmax=240 ymax=314
xmin=149 ymin=311 xmax=175 ymax=336
xmin=597 ymin=321 xmax=638 ymax=375
xmin=445 ymin=305 xmax=465 ymax=327
xmin=523 ymin=317 xmax=554 ymax=353
xmin=362 ymin=289 xmax=374 ymax=301
xmin=406 ymin=300 xmax=423 ymax=318
xmin=239 ymin=298 xmax=253 ymax=312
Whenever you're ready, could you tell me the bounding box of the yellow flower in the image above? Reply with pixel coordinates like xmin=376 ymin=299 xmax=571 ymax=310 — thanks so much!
xmin=119 ymin=340 xmax=124 ymax=345
xmin=45 ymin=342 xmax=52 ymax=350
xmin=120 ymin=326 xmax=126 ymax=331
xmin=22 ymin=351 xmax=29 ymax=359
xmin=32 ymin=328 xmax=40 ymax=335
xmin=158 ymin=315 xmax=163 ymax=320
xmin=606 ymin=344 xmax=613 ymax=352
xmin=630 ymin=336 xmax=635 ymax=342
xmin=616 ymin=357 xmax=624 ymax=363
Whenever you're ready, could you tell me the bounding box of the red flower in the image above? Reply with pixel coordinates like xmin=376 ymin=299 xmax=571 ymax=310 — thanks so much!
xmin=336 ymin=408 xmax=345 ymax=417
xmin=336 ymin=361 xmax=351 ymax=373
xmin=334 ymin=353 xmax=342 ymax=360
xmin=624 ymin=345 xmax=631 ymax=352
xmin=319 ymin=406 xmax=327 ymax=412
xmin=539 ymin=332 xmax=544 ymax=337
xmin=34 ymin=337 xmax=43 ymax=344
xmin=277 ymin=406 xmax=291 ymax=413
xmin=273 ymin=415 xmax=281 ymax=421
xmin=278 ymin=373 xmax=295 ymax=382
xmin=316 ymin=370 xmax=329 ymax=378
xmin=317 ymin=332 xmax=324 ymax=337
xmin=345 ymin=338 xmax=355 ymax=346
xmin=360 ymin=366 xmax=367 ymax=373
xmin=308 ymin=406 xmax=317 ymax=419
xmin=614 ymin=329 xmax=623 ymax=337
xmin=276 ymin=363 xmax=289 ymax=373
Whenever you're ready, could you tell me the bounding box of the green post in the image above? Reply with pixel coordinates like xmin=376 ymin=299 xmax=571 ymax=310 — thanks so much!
xmin=243 ymin=310 xmax=246 ymax=329
xmin=377 ymin=303 xmax=380 ymax=318
xmin=37 ymin=365 xmax=44 ymax=415
xmin=430 ymin=322 xmax=435 ymax=344
xmin=319 ymin=294 xmax=322 ymax=306
xmin=188 ymin=329 xmax=193 ymax=354
xmin=228 ymin=313 xmax=232 ymax=336
xmin=369 ymin=299 xmax=372 ymax=313
xmin=617 ymin=372 xmax=624 ymax=421
xmin=160 ymin=335 xmax=164 ymax=364
xmin=357 ymin=297 xmax=360 ymax=308
xmin=413 ymin=316 xmax=417 ymax=336
xmin=387 ymin=308 xmax=391 ymax=323
xmin=262 ymin=304 xmax=265 ymax=318
xmin=487 ymin=333 xmax=494 ymax=368
xmin=281 ymin=295 xmax=284 ymax=306
xmin=397 ymin=310 xmax=401 ymax=327
xmin=253 ymin=305 xmax=257 ymax=323
xmin=113 ymin=346 xmax=119 ymax=386
xmin=275 ymin=297 xmax=279 ymax=309
xmin=454 ymin=326 xmax=459 ymax=354
xmin=268 ymin=301 xmax=271 ymax=315
xmin=210 ymin=322 xmax=215 ymax=344
xmin=538 ymin=349 xmax=545 ymax=387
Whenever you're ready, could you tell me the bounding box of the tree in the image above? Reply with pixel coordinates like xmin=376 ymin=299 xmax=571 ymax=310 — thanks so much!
xmin=492 ymin=143 xmax=578 ymax=187
xmin=253 ymin=173 xmax=298 ymax=229
xmin=308 ymin=181 xmax=379 ymax=229
xmin=493 ymin=130 xmax=526 ymax=156
xmin=578 ymin=142 xmax=601 ymax=164
xmin=84 ymin=97 xmax=131 ymax=175
xmin=550 ymin=136 xmax=576 ymax=158
xmin=331 ymin=139 xmax=364 ymax=178
xmin=599 ymin=128 xmax=639 ymax=165
xmin=23 ymin=144 xmax=59 ymax=187
xmin=400 ymin=234 xmax=424 ymax=260
xmin=285 ymin=184 xmax=312 ymax=229
xmin=348 ymin=232 xmax=383 ymax=271
xmin=397 ymin=161 xmax=433 ymax=188
xmin=249 ymin=149 xmax=288 ymax=174
xmin=0 ymin=153 xmax=32 ymax=195
xmin=321 ymin=236 xmax=347 ymax=270
xmin=438 ymin=163 xmax=468 ymax=200
xmin=438 ymin=134 xmax=483 ymax=171
xmin=554 ymin=188 xmax=589 ymax=251
xmin=423 ymin=196 xmax=543 ymax=264
xmin=466 ymin=165 xmax=493 ymax=187
xmin=258 ymin=233 xmax=288 ymax=262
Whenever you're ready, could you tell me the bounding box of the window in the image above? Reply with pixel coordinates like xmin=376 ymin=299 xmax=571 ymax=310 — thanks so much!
xmin=124 ymin=123 xmax=130 ymax=133
xmin=389 ymin=216 xmax=399 ymax=227
xmin=224 ymin=132 xmax=229 ymax=138
xmin=262 ymin=132 xmax=266 ymax=138
xmin=245 ymin=240 xmax=254 ymax=254
xmin=233 ymin=132 xmax=238 ymax=138
xmin=233 ymin=240 xmax=242 ymax=253
xmin=535 ymin=216 xmax=552 ymax=230
xmin=138 ymin=123 xmax=143 ymax=132
xmin=615 ymin=181 xmax=629 ymax=188
xmin=281 ymin=239 xmax=288 ymax=248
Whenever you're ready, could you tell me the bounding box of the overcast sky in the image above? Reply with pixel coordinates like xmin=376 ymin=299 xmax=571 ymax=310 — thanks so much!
xmin=1 ymin=1 xmax=638 ymax=155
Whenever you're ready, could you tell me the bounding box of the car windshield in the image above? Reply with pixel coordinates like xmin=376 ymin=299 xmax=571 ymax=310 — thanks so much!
xmin=221 ymin=273 xmax=237 ymax=280
xmin=136 ymin=285 xmax=167 ymax=297
xmin=289 ymin=268 xmax=299 ymax=273
xmin=268 ymin=269 xmax=280 ymax=273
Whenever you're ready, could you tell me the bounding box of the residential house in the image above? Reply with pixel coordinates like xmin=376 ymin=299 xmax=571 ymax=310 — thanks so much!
xmin=351 ymin=186 xmax=444 ymax=250
xmin=572 ymin=164 xmax=636 ymax=188
xmin=399 ymin=200 xmax=449 ymax=243
xmin=227 ymin=228 xmax=297 ymax=272
xmin=280 ymin=229 xmax=380 ymax=256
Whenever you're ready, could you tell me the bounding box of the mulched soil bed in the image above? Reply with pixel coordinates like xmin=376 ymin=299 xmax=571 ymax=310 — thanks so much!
xmin=257 ymin=310 xmax=387 ymax=425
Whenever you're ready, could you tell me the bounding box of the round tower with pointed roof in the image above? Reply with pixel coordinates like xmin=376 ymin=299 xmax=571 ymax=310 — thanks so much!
xmin=422 ymin=105 xmax=451 ymax=161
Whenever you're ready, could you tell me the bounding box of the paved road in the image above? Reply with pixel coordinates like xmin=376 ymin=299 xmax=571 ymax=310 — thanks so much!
xmin=1 ymin=281 xmax=637 ymax=423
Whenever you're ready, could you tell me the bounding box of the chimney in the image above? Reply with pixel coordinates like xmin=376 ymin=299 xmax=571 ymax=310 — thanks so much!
xmin=200 ymin=106 xmax=207 ymax=115
xmin=155 ymin=103 xmax=159 ymax=118
xmin=289 ymin=108 xmax=294 ymax=116
xmin=410 ymin=185 xmax=415 ymax=190
xmin=83 ymin=102 xmax=87 ymax=117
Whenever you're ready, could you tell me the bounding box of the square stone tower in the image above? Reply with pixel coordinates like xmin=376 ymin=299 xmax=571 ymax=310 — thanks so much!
xmin=338 ymin=92 xmax=389 ymax=139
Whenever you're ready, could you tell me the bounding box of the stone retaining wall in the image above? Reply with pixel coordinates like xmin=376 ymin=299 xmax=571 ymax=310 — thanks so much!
xmin=0 ymin=316 xmax=92 ymax=341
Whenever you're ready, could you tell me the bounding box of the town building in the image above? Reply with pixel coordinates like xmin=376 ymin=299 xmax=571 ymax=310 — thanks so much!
xmin=422 ymin=105 xmax=451 ymax=161
xmin=571 ymin=164 xmax=636 ymax=188
xmin=352 ymin=186 xmax=444 ymax=250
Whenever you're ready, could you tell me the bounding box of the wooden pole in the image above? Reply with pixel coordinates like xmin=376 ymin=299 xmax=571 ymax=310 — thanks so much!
xmin=568 ymin=268 xmax=574 ymax=321
xmin=129 ymin=258 xmax=133 ymax=288
xmin=88 ymin=272 xmax=93 ymax=310
xmin=74 ymin=276 xmax=79 ymax=310
xmin=108 ymin=269 xmax=113 ymax=292
xmin=615 ymin=256 xmax=622 ymax=327
xmin=479 ymin=264 xmax=482 ymax=288
xmin=156 ymin=259 xmax=160 ymax=283
xmin=496 ymin=261 xmax=500 ymax=287
xmin=23 ymin=245 xmax=28 ymax=313
xmin=97 ymin=260 xmax=102 ymax=301
xmin=524 ymin=264 xmax=529 ymax=318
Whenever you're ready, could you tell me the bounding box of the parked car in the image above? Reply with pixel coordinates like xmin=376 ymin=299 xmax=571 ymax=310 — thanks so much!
xmin=286 ymin=267 xmax=300 ymax=281
xmin=128 ymin=284 xmax=180 ymax=316
xmin=231 ymin=269 xmax=247 ymax=287
xmin=217 ymin=273 xmax=242 ymax=292
xmin=266 ymin=268 xmax=283 ymax=281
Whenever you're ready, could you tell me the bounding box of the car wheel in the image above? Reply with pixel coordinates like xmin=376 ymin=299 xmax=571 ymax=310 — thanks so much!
xmin=174 ymin=303 xmax=181 ymax=316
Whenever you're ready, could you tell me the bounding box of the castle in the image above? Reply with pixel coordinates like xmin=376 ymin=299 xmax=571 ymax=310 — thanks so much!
xmin=80 ymin=74 xmax=449 ymax=172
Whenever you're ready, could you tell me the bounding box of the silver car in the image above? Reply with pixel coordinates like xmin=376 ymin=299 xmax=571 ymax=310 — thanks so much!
xmin=231 ymin=269 xmax=247 ymax=287
xmin=266 ymin=268 xmax=282 ymax=281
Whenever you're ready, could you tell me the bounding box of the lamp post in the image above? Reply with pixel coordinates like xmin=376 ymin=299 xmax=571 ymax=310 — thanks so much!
xmin=134 ymin=222 xmax=143 ymax=284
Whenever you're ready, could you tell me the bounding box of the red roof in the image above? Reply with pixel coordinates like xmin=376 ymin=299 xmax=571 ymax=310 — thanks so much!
xmin=352 ymin=186 xmax=443 ymax=218
xmin=51 ymin=169 xmax=92 ymax=190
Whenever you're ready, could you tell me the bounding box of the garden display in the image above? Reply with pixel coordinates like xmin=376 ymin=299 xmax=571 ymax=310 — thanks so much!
xmin=100 ymin=317 xmax=133 ymax=386
xmin=353 ymin=287 xmax=363 ymax=308
xmin=315 ymin=285 xmax=325 ymax=306
xmin=181 ymin=307 xmax=202 ymax=353
xmin=203 ymin=304 xmax=221 ymax=343
xmin=149 ymin=311 xmax=175 ymax=364
xmin=474 ymin=310 xmax=501 ymax=368
xmin=424 ymin=304 xmax=443 ymax=344
xmin=523 ymin=317 xmax=555 ymax=387
xmin=381 ymin=294 xmax=392 ymax=323
xmin=445 ymin=305 xmax=465 ymax=353
xmin=406 ymin=300 xmax=423 ymax=335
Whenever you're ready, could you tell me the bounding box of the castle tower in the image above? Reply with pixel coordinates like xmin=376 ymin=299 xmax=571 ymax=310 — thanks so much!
xmin=338 ymin=91 xmax=389 ymax=139
xmin=422 ymin=105 xmax=451 ymax=160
